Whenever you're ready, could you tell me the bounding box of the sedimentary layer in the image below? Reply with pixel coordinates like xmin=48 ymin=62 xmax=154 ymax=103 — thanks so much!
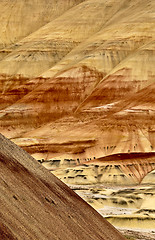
xmin=0 ymin=0 xmax=154 ymax=167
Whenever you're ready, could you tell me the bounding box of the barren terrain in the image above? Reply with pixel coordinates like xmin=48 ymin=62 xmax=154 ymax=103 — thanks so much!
xmin=0 ymin=1 xmax=155 ymax=239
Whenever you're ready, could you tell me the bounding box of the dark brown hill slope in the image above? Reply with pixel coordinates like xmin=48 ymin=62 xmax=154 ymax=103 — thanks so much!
xmin=0 ymin=133 xmax=125 ymax=240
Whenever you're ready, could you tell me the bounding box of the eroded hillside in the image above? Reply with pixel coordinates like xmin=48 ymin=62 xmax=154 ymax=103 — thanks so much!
xmin=0 ymin=0 xmax=154 ymax=164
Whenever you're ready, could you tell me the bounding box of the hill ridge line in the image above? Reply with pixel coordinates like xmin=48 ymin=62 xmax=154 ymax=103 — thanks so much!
xmin=1 ymin=39 xmax=154 ymax=114
xmin=0 ymin=0 xmax=85 ymax=57
xmin=74 ymin=38 xmax=155 ymax=113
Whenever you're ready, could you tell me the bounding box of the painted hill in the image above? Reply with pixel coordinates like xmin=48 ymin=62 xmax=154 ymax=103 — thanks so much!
xmin=0 ymin=133 xmax=125 ymax=240
xmin=0 ymin=0 xmax=154 ymax=165
xmin=0 ymin=0 xmax=123 ymax=77
xmin=0 ymin=0 xmax=84 ymax=49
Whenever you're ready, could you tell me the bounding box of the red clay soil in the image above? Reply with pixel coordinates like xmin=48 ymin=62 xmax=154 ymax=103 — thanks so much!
xmin=0 ymin=134 xmax=125 ymax=240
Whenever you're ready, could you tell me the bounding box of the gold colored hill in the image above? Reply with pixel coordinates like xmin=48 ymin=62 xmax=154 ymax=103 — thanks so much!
xmin=0 ymin=0 xmax=84 ymax=49
xmin=0 ymin=0 xmax=154 ymax=163
xmin=0 ymin=0 xmax=124 ymax=77
xmin=0 ymin=133 xmax=125 ymax=240
xmin=0 ymin=0 xmax=154 ymax=79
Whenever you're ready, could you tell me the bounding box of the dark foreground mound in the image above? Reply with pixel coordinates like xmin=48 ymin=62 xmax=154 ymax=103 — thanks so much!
xmin=0 ymin=133 xmax=125 ymax=240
